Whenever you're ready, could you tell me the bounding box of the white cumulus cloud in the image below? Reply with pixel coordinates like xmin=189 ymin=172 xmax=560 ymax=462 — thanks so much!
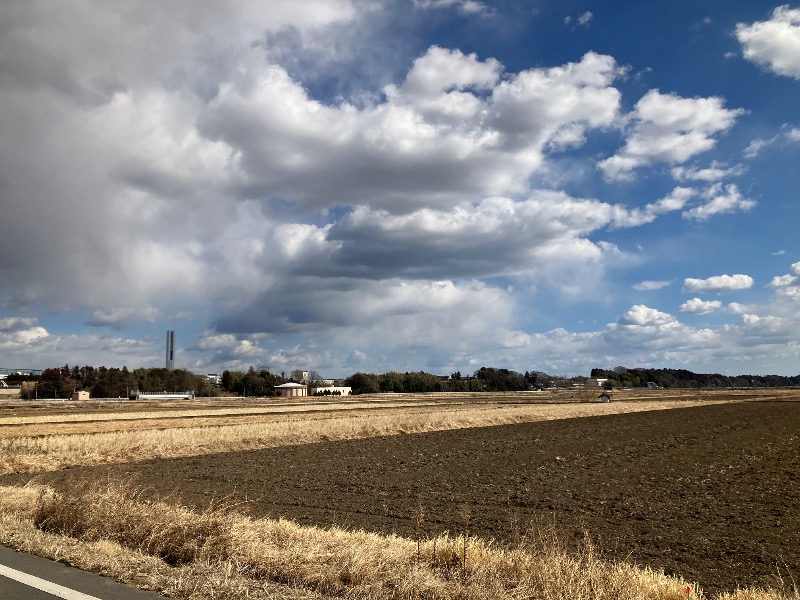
xmin=616 ymin=305 xmax=678 ymax=328
xmin=680 ymin=298 xmax=723 ymax=314
xmin=727 ymin=302 xmax=755 ymax=314
xmin=736 ymin=6 xmax=800 ymax=80
xmin=599 ymin=90 xmax=744 ymax=180
xmin=743 ymin=137 xmax=776 ymax=158
xmin=682 ymin=184 xmax=756 ymax=221
xmin=769 ymin=262 xmax=800 ymax=301
xmin=0 ymin=317 xmax=49 ymax=351
xmin=682 ymin=274 xmax=754 ymax=294
xmin=671 ymin=161 xmax=746 ymax=182
xmin=633 ymin=280 xmax=671 ymax=292
xmin=197 ymin=49 xmax=623 ymax=213
xmin=413 ymin=0 xmax=492 ymax=17
xmin=743 ymin=126 xmax=800 ymax=158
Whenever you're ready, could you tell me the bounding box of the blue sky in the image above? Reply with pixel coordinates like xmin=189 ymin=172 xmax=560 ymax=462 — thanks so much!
xmin=1 ymin=1 xmax=800 ymax=377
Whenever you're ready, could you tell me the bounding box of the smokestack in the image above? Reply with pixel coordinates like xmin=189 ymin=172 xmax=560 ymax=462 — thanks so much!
xmin=166 ymin=330 xmax=175 ymax=370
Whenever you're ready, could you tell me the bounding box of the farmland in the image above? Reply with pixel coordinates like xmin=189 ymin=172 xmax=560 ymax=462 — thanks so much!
xmin=0 ymin=390 xmax=798 ymax=599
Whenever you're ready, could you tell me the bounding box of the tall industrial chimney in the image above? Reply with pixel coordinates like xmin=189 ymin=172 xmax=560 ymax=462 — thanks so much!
xmin=166 ymin=330 xmax=175 ymax=370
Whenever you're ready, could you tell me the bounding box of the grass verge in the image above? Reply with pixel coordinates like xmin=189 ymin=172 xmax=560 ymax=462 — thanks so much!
xmin=0 ymin=481 xmax=797 ymax=600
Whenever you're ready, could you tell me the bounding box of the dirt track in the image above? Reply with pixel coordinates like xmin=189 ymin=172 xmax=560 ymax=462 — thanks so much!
xmin=10 ymin=401 xmax=800 ymax=595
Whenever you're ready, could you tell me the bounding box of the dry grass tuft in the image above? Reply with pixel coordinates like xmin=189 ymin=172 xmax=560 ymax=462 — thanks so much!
xmin=32 ymin=478 xmax=238 ymax=566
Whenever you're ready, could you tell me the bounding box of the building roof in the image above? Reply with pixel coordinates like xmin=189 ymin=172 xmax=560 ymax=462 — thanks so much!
xmin=274 ymin=382 xmax=307 ymax=388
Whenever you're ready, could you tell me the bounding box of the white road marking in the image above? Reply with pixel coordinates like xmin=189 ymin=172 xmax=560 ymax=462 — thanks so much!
xmin=0 ymin=563 xmax=102 ymax=600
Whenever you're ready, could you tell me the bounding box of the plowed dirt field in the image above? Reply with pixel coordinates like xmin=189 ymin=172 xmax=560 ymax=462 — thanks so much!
xmin=9 ymin=400 xmax=799 ymax=595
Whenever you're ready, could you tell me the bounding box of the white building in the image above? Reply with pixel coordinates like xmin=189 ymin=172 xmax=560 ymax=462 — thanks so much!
xmin=275 ymin=382 xmax=308 ymax=398
xmin=311 ymin=385 xmax=352 ymax=396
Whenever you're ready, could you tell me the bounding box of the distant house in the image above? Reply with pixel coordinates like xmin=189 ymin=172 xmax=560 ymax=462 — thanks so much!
xmin=275 ymin=382 xmax=308 ymax=398
xmin=72 ymin=391 xmax=90 ymax=401
xmin=586 ymin=378 xmax=608 ymax=387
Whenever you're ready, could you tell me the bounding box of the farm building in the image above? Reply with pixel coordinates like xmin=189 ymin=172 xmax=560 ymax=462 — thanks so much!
xmin=72 ymin=391 xmax=90 ymax=401
xmin=275 ymin=382 xmax=308 ymax=398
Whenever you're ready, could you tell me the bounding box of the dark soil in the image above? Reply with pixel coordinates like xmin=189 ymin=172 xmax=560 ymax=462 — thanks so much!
xmin=7 ymin=401 xmax=799 ymax=595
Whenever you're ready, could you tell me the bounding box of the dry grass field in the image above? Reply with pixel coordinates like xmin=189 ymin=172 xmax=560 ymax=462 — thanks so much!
xmin=0 ymin=390 xmax=798 ymax=599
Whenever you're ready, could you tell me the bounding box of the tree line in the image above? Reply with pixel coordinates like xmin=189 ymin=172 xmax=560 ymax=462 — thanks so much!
xmin=19 ymin=365 xmax=294 ymax=399
xmin=590 ymin=367 xmax=800 ymax=389
xmin=17 ymin=365 xmax=537 ymax=398
xmin=16 ymin=363 xmax=799 ymax=400
xmin=344 ymin=367 xmax=533 ymax=395
xmin=20 ymin=365 xmax=220 ymax=399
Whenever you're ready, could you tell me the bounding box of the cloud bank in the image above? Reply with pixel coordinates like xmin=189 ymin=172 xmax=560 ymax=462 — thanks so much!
xmin=0 ymin=1 xmax=796 ymax=377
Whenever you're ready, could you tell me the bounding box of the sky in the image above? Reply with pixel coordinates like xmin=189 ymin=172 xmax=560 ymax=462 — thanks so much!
xmin=1 ymin=1 xmax=800 ymax=378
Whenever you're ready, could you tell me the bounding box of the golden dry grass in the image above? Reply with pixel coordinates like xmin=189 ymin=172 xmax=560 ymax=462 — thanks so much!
xmin=2 ymin=388 xmax=789 ymax=426
xmin=0 ymin=481 xmax=796 ymax=600
xmin=0 ymin=399 xmax=732 ymax=475
xmin=0 ymin=399 xmax=432 ymax=426
xmin=0 ymin=481 xmax=698 ymax=599
xmin=0 ymin=401 xmax=444 ymax=438
xmin=0 ymin=485 xmax=322 ymax=599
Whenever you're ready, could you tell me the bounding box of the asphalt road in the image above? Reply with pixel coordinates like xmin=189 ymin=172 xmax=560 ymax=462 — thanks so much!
xmin=0 ymin=545 xmax=168 ymax=599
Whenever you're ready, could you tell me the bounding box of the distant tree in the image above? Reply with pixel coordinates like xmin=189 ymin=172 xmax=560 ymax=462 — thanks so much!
xmin=589 ymin=366 xmax=800 ymax=389
xmin=219 ymin=368 xmax=286 ymax=396
xmin=345 ymin=372 xmax=380 ymax=395
xmin=378 ymin=371 xmax=405 ymax=393
xmin=32 ymin=367 xmax=75 ymax=398
xmin=402 ymin=371 xmax=442 ymax=393
xmin=221 ymin=370 xmax=239 ymax=392
xmin=473 ymin=367 xmax=528 ymax=391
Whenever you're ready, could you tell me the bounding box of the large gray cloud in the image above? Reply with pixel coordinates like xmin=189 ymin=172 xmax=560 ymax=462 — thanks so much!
xmin=0 ymin=1 xmax=358 ymax=314
xmin=194 ymin=48 xmax=623 ymax=212
xmin=0 ymin=5 xmax=634 ymax=329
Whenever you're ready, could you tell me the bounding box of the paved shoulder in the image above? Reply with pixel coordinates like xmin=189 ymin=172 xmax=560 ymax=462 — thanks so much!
xmin=0 ymin=545 xmax=169 ymax=599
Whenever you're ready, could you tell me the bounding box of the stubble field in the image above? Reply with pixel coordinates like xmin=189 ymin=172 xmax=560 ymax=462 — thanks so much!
xmin=1 ymin=391 xmax=798 ymax=598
